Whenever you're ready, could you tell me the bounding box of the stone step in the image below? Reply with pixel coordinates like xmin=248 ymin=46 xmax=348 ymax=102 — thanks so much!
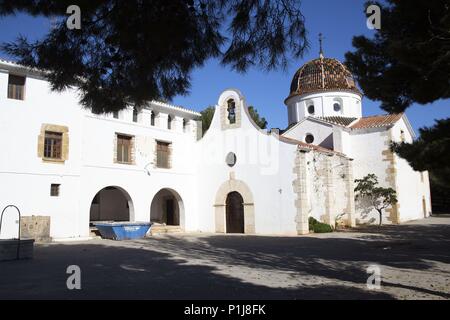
xmin=149 ymin=225 xmax=182 ymax=236
xmin=89 ymin=227 xmax=102 ymax=239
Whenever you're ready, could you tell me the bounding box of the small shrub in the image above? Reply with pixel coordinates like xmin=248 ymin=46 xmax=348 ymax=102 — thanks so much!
xmin=309 ymin=217 xmax=333 ymax=233
xmin=309 ymin=217 xmax=319 ymax=231
xmin=313 ymin=223 xmax=333 ymax=233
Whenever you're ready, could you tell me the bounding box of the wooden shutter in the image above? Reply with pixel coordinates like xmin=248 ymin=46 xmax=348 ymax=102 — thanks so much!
xmin=117 ymin=135 xmax=132 ymax=163
xmin=8 ymin=75 xmax=26 ymax=100
xmin=156 ymin=141 xmax=170 ymax=168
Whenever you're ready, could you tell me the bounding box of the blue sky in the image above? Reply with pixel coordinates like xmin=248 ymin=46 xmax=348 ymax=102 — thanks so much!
xmin=0 ymin=0 xmax=448 ymax=134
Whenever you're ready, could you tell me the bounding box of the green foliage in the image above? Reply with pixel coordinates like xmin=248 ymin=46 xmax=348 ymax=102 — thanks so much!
xmin=200 ymin=106 xmax=215 ymax=134
xmin=200 ymin=105 xmax=267 ymax=135
xmin=308 ymin=217 xmax=333 ymax=233
xmin=354 ymin=174 xmax=398 ymax=225
xmin=345 ymin=0 xmax=450 ymax=113
xmin=247 ymin=106 xmax=268 ymax=129
xmin=309 ymin=217 xmax=319 ymax=230
xmin=345 ymin=1 xmax=450 ymax=207
xmin=0 ymin=0 xmax=308 ymax=114
xmin=312 ymin=223 xmax=333 ymax=233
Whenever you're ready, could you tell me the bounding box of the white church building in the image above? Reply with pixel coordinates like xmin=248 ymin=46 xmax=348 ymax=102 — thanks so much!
xmin=0 ymin=52 xmax=432 ymax=241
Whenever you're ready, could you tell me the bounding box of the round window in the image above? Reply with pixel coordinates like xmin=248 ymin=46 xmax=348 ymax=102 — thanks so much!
xmin=307 ymin=105 xmax=315 ymax=115
xmin=333 ymin=102 xmax=341 ymax=112
xmin=226 ymin=152 xmax=237 ymax=167
xmin=305 ymin=134 xmax=315 ymax=144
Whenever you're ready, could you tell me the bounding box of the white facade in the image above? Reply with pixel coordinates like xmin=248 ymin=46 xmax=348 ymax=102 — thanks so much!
xmin=0 ymin=56 xmax=431 ymax=241
xmin=285 ymin=91 xmax=362 ymax=126
xmin=283 ymin=90 xmax=432 ymax=224
xmin=0 ymin=61 xmax=201 ymax=240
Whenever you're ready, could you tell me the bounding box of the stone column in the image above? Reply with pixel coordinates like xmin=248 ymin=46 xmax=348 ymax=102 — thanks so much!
xmin=344 ymin=159 xmax=356 ymax=227
xmin=293 ymin=150 xmax=310 ymax=235
xmin=324 ymin=156 xmax=335 ymax=226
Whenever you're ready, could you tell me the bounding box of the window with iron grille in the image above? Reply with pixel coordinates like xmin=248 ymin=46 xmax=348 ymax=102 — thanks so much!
xmin=44 ymin=131 xmax=63 ymax=159
xmin=132 ymin=107 xmax=139 ymax=123
xmin=116 ymin=134 xmax=133 ymax=164
xmin=50 ymin=184 xmax=60 ymax=197
xmin=151 ymin=111 xmax=156 ymax=126
xmin=8 ymin=74 xmax=26 ymax=100
xmin=156 ymin=141 xmax=171 ymax=169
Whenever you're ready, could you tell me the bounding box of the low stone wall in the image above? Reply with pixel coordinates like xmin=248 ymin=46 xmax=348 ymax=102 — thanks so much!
xmin=0 ymin=239 xmax=34 ymax=262
xmin=20 ymin=216 xmax=51 ymax=242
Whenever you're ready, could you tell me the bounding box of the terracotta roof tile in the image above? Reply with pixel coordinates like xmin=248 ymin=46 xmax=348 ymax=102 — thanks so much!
xmin=287 ymin=57 xmax=362 ymax=100
xmin=350 ymin=114 xmax=403 ymax=129
xmin=317 ymin=116 xmax=357 ymax=127
xmin=278 ymin=135 xmax=346 ymax=156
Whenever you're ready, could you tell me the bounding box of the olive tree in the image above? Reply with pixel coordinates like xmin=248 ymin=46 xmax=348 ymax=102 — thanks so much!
xmin=354 ymin=174 xmax=398 ymax=226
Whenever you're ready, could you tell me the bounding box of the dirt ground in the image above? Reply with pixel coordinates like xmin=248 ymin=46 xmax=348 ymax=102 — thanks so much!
xmin=0 ymin=216 xmax=449 ymax=300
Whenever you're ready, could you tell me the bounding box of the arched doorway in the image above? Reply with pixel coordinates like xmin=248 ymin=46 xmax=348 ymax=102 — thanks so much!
xmin=214 ymin=179 xmax=255 ymax=234
xmin=90 ymin=186 xmax=133 ymax=223
xmin=150 ymin=189 xmax=184 ymax=227
xmin=226 ymin=192 xmax=245 ymax=233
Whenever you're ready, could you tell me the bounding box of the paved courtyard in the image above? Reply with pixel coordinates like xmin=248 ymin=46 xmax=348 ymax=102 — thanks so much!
xmin=1 ymin=216 xmax=449 ymax=300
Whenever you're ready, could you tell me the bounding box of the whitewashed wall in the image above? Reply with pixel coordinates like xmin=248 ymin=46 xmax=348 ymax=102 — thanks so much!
xmin=0 ymin=70 xmax=84 ymax=239
xmin=0 ymin=65 xmax=200 ymax=240
xmin=346 ymin=128 xmax=391 ymax=224
xmin=283 ymin=119 xmax=334 ymax=149
xmin=285 ymin=91 xmax=362 ymax=125
xmin=195 ymin=89 xmax=299 ymax=235
xmin=391 ymin=119 xmax=432 ymax=221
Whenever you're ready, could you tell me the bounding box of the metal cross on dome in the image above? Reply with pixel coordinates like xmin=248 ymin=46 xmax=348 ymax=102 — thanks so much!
xmin=319 ymin=33 xmax=324 ymax=58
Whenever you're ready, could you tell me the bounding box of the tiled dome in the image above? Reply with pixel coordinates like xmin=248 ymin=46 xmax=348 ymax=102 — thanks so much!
xmin=287 ymin=57 xmax=362 ymax=99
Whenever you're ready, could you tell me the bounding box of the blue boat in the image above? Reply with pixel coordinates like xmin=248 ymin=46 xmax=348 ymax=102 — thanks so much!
xmin=93 ymin=222 xmax=152 ymax=240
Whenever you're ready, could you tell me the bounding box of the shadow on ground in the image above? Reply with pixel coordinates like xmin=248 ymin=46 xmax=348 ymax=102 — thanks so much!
xmin=0 ymin=218 xmax=448 ymax=299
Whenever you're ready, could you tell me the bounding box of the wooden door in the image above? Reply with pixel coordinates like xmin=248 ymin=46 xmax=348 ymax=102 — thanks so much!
xmin=226 ymin=192 xmax=245 ymax=233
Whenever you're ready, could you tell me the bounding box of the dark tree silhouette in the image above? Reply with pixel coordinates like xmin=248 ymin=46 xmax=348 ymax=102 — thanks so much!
xmin=345 ymin=0 xmax=450 ymax=211
xmin=247 ymin=106 xmax=268 ymax=130
xmin=200 ymin=106 xmax=215 ymax=134
xmin=345 ymin=0 xmax=450 ymax=113
xmin=0 ymin=0 xmax=308 ymax=114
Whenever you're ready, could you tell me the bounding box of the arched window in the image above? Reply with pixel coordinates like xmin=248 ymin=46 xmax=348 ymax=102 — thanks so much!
xmin=183 ymin=119 xmax=188 ymax=132
xmin=305 ymin=134 xmax=315 ymax=144
xmin=227 ymin=99 xmax=236 ymax=124
xmin=168 ymin=115 xmax=173 ymax=130
xmin=132 ymin=107 xmax=139 ymax=123
xmin=307 ymin=104 xmax=315 ymax=115
xmin=150 ymin=111 xmax=156 ymax=126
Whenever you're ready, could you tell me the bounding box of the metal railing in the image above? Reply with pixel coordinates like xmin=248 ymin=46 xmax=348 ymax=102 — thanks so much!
xmin=0 ymin=205 xmax=21 ymax=260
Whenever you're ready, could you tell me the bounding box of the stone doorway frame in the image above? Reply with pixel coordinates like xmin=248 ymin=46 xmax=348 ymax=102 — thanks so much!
xmin=214 ymin=179 xmax=255 ymax=234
